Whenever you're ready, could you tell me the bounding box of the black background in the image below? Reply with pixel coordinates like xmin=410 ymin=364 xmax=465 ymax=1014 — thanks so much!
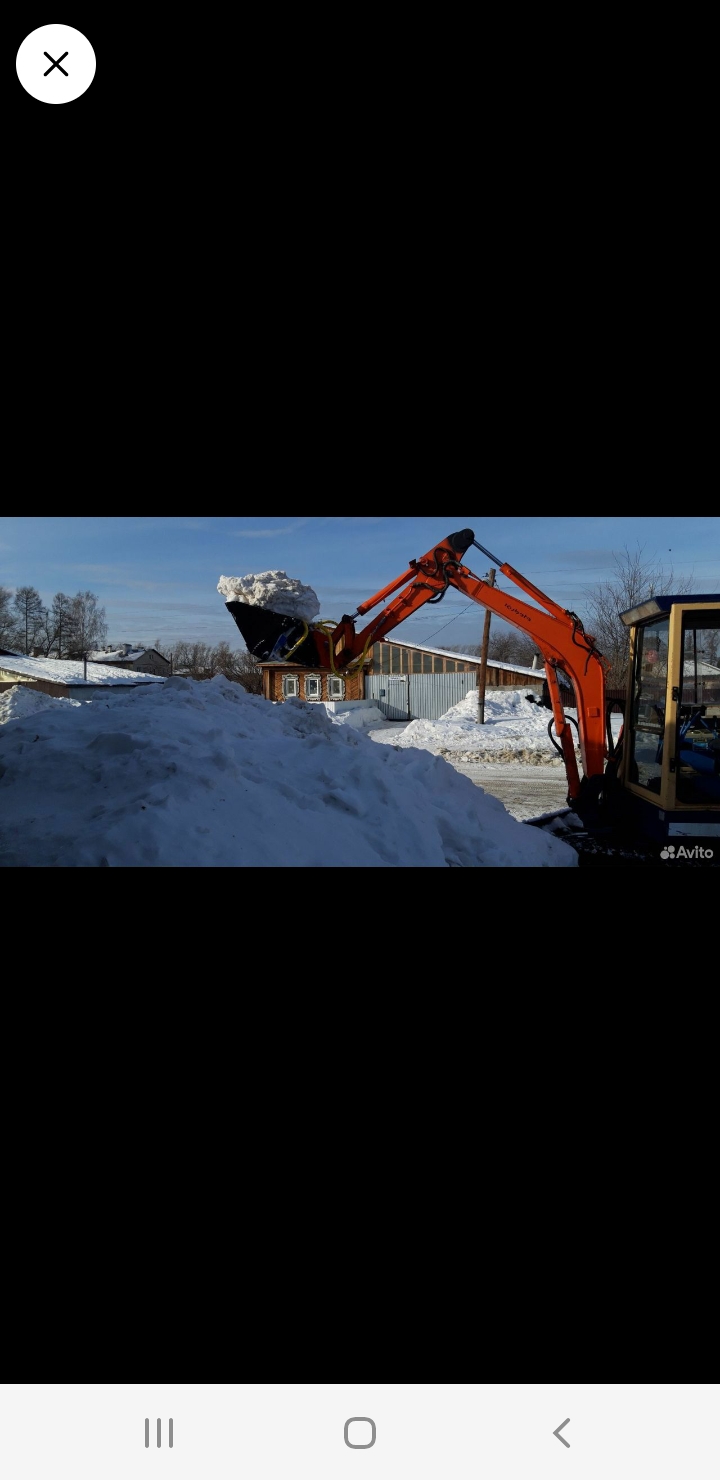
xmin=10 ymin=11 xmax=213 ymax=283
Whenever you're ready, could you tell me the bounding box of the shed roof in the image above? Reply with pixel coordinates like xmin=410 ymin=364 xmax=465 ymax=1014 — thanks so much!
xmin=376 ymin=638 xmax=546 ymax=678
xmin=0 ymin=654 xmax=166 ymax=686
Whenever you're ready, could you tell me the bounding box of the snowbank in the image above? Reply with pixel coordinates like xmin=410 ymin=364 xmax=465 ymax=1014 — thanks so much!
xmin=218 ymin=571 xmax=320 ymax=623
xmin=370 ymin=688 xmax=623 ymax=765
xmin=0 ymin=676 xmax=576 ymax=868
xmin=0 ymin=685 xmax=81 ymax=726
xmin=323 ymin=703 xmax=388 ymax=731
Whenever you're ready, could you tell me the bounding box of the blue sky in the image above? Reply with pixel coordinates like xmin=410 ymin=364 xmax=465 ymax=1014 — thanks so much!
xmin=1 ymin=515 xmax=718 ymax=652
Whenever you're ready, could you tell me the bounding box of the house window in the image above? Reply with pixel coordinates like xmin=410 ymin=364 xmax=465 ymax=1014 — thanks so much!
xmin=373 ymin=644 xmax=383 ymax=669
xmin=412 ymin=650 xmax=422 ymax=673
xmin=328 ymin=676 xmax=346 ymax=700
xmin=381 ymin=644 xmax=391 ymax=675
xmin=434 ymin=656 xmax=444 ymax=673
xmin=282 ymin=674 xmax=300 ymax=699
xmin=456 ymin=663 xmax=465 ymax=673
xmin=446 ymin=660 xmax=456 ymax=672
xmin=305 ymin=675 xmax=322 ymax=701
xmin=423 ymin=653 xmax=433 ymax=673
xmin=391 ymin=646 xmax=401 ymax=674
xmin=401 ymin=648 xmax=410 ymax=674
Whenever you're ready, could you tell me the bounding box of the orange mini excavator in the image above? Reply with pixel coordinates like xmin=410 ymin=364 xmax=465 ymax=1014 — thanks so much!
xmin=226 ymin=528 xmax=720 ymax=850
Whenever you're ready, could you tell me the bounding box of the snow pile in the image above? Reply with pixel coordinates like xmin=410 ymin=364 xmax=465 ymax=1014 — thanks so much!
xmin=218 ymin=572 xmax=320 ymax=623
xmin=370 ymin=688 xmax=623 ymax=765
xmin=0 ymin=685 xmax=81 ymax=726
xmin=0 ymin=675 xmax=576 ymax=868
xmin=323 ymin=704 xmax=388 ymax=731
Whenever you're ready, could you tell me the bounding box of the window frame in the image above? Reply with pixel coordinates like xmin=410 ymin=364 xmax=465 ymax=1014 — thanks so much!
xmin=282 ymin=674 xmax=300 ymax=700
xmin=304 ymin=674 xmax=323 ymax=702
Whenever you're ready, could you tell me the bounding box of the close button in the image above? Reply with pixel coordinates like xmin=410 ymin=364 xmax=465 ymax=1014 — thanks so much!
xmin=16 ymin=24 xmax=96 ymax=105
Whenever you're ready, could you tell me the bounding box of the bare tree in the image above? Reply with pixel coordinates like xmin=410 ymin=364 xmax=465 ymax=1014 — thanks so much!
xmin=169 ymin=639 xmax=262 ymax=691
xmin=583 ymin=546 xmax=694 ymax=686
xmin=488 ymin=629 xmax=537 ymax=667
xmin=172 ymin=641 xmax=215 ymax=678
xmin=232 ymin=647 xmax=263 ymax=694
xmin=0 ymin=586 xmax=20 ymax=650
xmin=50 ymin=592 xmax=77 ymax=657
xmin=447 ymin=626 xmax=538 ymax=667
xmin=704 ymin=627 xmax=720 ymax=668
xmin=70 ymin=591 xmax=107 ymax=654
xmin=34 ymin=607 xmax=59 ymax=657
xmin=13 ymin=586 xmax=44 ymax=655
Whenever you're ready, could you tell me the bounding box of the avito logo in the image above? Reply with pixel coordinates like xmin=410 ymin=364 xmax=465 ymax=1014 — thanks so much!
xmin=660 ymin=844 xmax=714 ymax=860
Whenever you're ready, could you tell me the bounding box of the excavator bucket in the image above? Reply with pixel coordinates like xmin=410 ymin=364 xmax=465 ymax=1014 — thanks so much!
xmin=225 ymin=600 xmax=322 ymax=667
xmin=225 ymin=528 xmax=479 ymax=669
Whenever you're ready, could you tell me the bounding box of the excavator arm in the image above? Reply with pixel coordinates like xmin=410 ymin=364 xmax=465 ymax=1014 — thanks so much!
xmin=226 ymin=527 xmax=611 ymax=807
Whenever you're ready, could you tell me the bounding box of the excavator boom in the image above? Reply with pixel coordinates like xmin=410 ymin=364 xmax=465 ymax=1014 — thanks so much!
xmin=227 ymin=528 xmax=611 ymax=811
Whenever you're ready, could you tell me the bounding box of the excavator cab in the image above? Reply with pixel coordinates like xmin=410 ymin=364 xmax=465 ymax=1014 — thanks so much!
xmin=617 ymin=595 xmax=720 ymax=846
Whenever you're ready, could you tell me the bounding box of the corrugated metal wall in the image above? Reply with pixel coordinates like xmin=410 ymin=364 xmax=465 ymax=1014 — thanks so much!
xmin=366 ymin=671 xmax=477 ymax=721
xmin=365 ymin=675 xmax=410 ymax=720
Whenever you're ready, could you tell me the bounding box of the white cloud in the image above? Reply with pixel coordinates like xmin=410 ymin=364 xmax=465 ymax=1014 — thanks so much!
xmin=232 ymin=520 xmax=310 ymax=538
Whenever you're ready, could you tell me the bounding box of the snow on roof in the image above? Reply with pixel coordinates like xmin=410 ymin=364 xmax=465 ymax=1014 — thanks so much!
xmin=0 ymin=674 xmax=576 ymax=868
xmin=382 ymin=639 xmax=546 ymax=678
xmin=87 ymin=648 xmax=147 ymax=663
xmin=0 ymin=654 xmax=165 ymax=686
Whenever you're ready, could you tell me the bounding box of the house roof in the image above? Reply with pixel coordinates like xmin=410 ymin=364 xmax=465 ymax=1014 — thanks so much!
xmin=0 ymin=654 xmax=166 ymax=686
xmin=88 ymin=647 xmax=146 ymax=663
xmin=87 ymin=647 xmax=169 ymax=664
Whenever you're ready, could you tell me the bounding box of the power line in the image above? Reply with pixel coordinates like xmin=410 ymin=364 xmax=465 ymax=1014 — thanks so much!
xmin=412 ymin=607 xmax=469 ymax=646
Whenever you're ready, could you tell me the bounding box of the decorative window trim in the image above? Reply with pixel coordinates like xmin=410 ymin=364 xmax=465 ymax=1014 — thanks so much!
xmin=282 ymin=674 xmax=300 ymax=699
xmin=304 ymin=674 xmax=323 ymax=701
xmin=327 ymin=675 xmax=346 ymax=700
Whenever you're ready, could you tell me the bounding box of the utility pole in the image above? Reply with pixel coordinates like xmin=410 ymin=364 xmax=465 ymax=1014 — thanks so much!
xmin=477 ymin=569 xmax=496 ymax=724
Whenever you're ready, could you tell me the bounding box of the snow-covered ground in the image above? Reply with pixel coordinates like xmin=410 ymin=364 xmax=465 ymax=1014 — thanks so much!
xmin=0 ymin=679 xmax=577 ymax=868
xmin=217 ymin=571 xmax=320 ymax=622
xmin=322 ymin=703 xmax=391 ymax=732
xmin=445 ymin=762 xmax=571 ymax=821
xmin=369 ymin=688 xmax=623 ymax=765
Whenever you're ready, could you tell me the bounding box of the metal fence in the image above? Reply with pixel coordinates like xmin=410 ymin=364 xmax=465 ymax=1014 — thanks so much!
xmin=365 ymin=671 xmax=477 ymax=722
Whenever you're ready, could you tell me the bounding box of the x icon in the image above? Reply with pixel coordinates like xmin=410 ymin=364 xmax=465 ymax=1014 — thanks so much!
xmin=44 ymin=50 xmax=69 ymax=76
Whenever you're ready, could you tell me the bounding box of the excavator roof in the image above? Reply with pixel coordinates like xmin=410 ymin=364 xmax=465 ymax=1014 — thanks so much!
xmin=620 ymin=594 xmax=720 ymax=626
